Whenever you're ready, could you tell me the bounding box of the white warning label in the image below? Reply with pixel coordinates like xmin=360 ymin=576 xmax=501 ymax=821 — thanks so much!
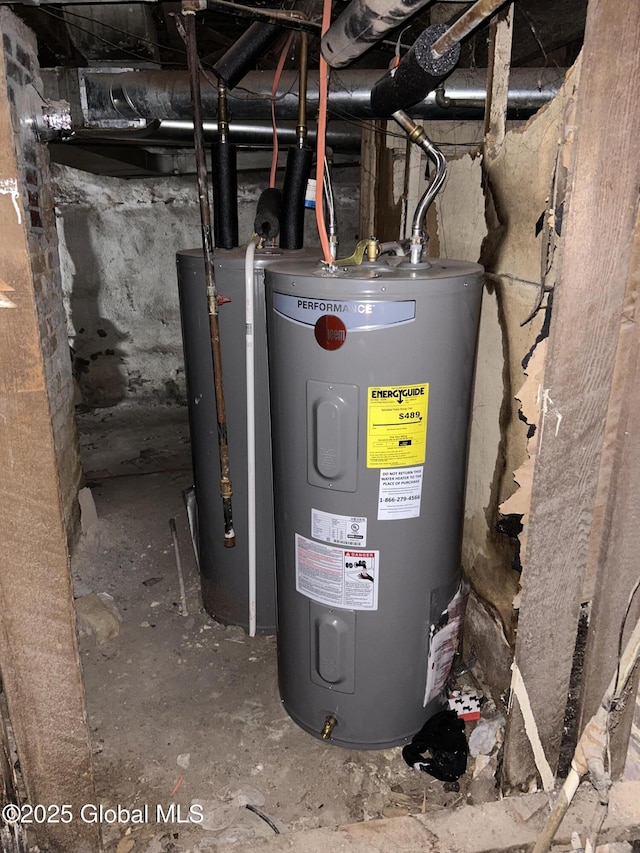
xmin=311 ymin=508 xmax=367 ymax=547
xmin=377 ymin=466 xmax=424 ymax=520
xmin=295 ymin=534 xmax=379 ymax=611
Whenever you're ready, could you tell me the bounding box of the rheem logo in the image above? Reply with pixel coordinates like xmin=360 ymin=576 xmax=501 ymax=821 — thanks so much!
xmin=314 ymin=314 xmax=347 ymax=350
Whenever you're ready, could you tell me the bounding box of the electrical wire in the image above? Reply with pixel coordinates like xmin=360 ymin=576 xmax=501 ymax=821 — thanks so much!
xmin=531 ymin=611 xmax=640 ymax=853
xmin=39 ymin=6 xmax=162 ymax=66
xmin=314 ymin=0 xmax=333 ymax=266
xmin=329 ymin=73 xmax=485 ymax=145
xmin=326 ymin=104 xmax=405 ymax=140
xmin=323 ymin=155 xmax=335 ymax=220
xmin=614 ymin=576 xmax=640 ymax=698
xmin=322 ymin=154 xmax=337 ymax=252
xmin=59 ymin=6 xmax=188 ymax=62
xmin=221 ymin=80 xmax=298 ymax=101
xmin=200 ymin=64 xmax=297 ymax=102
xmin=47 ymin=5 xmax=299 ymax=103
xmin=270 ymin=31 xmax=295 ymax=188
xmin=245 ymin=804 xmax=280 ymax=834
xmin=327 ymin=101 xmax=484 ymax=152
xmin=198 ymin=62 xmax=223 ymax=91
xmin=47 ymin=4 xmax=481 ymax=159
xmin=40 ymin=10 xmax=478 ymax=148
xmin=603 ymin=574 xmax=640 ymax=816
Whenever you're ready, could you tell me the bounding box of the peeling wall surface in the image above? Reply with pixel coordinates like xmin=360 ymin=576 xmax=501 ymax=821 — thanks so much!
xmin=357 ymin=102 xmax=575 ymax=689
xmin=426 ymin=66 xmax=581 ymax=696
xmin=471 ymin=62 xmax=580 ymax=642
xmin=54 ymin=164 xmax=360 ymax=408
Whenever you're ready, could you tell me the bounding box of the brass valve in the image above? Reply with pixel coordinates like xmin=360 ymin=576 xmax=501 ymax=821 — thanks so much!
xmin=320 ymin=715 xmax=338 ymax=740
xmin=335 ymin=238 xmax=380 ymax=267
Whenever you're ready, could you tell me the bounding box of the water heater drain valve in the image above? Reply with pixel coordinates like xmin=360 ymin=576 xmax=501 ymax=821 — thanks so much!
xmin=320 ymin=715 xmax=338 ymax=740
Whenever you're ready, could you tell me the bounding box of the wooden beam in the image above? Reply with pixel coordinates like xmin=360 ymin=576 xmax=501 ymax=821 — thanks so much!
xmin=484 ymin=3 xmax=514 ymax=157
xmin=359 ymin=121 xmax=378 ymax=240
xmin=358 ymin=120 xmax=404 ymax=243
xmin=502 ymin=0 xmax=640 ymax=789
xmin=0 ymin=19 xmax=100 ymax=852
xmin=577 ymin=207 xmax=640 ymax=778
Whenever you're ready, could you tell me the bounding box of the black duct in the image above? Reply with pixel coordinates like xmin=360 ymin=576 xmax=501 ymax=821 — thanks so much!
xmin=254 ymin=188 xmax=282 ymax=240
xmin=214 ymin=22 xmax=286 ymax=90
xmin=212 ymin=140 xmax=239 ymax=249
xmin=371 ymin=25 xmax=460 ymax=116
xmin=280 ymin=147 xmax=313 ymax=251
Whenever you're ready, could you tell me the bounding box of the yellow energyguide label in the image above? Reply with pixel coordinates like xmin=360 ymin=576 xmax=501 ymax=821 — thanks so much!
xmin=367 ymin=383 xmax=429 ymax=468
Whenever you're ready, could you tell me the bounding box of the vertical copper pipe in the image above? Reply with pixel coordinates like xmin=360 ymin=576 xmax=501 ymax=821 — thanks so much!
xmin=297 ymin=31 xmax=308 ymax=146
xmin=184 ymin=9 xmax=236 ymax=547
xmin=218 ymin=83 xmax=230 ymax=141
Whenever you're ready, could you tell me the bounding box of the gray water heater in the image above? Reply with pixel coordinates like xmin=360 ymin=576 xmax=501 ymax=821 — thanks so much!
xmin=176 ymin=246 xmax=318 ymax=633
xmin=266 ymin=256 xmax=483 ymax=748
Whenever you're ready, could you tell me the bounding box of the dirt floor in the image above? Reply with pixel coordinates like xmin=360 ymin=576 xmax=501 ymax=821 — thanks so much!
xmin=71 ymin=403 xmax=640 ymax=853
xmin=72 ymin=404 xmax=486 ymax=853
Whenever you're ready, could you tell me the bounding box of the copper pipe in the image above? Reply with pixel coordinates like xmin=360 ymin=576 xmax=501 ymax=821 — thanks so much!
xmin=183 ymin=8 xmax=236 ymax=548
xmin=205 ymin=0 xmax=315 ymax=32
xmin=431 ymin=0 xmax=509 ymax=58
xmin=218 ymin=83 xmax=230 ymax=142
xmin=297 ymin=31 xmax=308 ymax=147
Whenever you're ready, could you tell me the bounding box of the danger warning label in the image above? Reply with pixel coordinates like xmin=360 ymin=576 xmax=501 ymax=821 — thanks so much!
xmin=295 ymin=535 xmax=379 ymax=611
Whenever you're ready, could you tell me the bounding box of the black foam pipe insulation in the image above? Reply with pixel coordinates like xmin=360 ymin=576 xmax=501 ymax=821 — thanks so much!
xmin=280 ymin=147 xmax=313 ymax=251
xmin=212 ymin=141 xmax=239 ymax=249
xmin=254 ymin=188 xmax=282 ymax=240
xmin=214 ymin=22 xmax=286 ymax=90
xmin=370 ymin=24 xmax=461 ymax=117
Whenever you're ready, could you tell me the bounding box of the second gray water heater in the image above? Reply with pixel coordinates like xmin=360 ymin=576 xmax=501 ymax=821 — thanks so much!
xmin=266 ymin=256 xmax=483 ymax=748
xmin=176 ymin=246 xmax=317 ymax=633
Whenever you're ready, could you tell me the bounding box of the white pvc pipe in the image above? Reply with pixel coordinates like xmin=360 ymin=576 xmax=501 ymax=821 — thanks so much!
xmin=245 ymin=235 xmax=261 ymax=637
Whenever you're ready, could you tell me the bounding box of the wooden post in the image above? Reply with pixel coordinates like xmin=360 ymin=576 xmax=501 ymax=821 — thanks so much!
xmin=359 ymin=119 xmax=405 ymax=243
xmin=576 ymin=209 xmax=640 ymax=778
xmin=502 ymin=0 xmax=640 ymax=789
xmin=484 ymin=3 xmax=514 ymax=158
xmin=359 ymin=121 xmax=379 ymax=240
xmin=0 ymin=17 xmax=101 ymax=852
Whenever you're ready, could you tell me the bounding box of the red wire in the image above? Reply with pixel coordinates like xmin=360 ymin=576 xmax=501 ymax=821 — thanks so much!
xmin=270 ymin=31 xmax=295 ymax=189
xmin=315 ymin=0 xmax=333 ymax=265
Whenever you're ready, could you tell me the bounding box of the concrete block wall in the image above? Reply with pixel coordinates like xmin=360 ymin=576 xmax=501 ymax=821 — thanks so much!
xmin=1 ymin=10 xmax=82 ymax=539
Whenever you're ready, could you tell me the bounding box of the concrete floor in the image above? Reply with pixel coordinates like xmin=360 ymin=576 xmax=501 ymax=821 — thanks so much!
xmin=72 ymin=403 xmax=640 ymax=853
